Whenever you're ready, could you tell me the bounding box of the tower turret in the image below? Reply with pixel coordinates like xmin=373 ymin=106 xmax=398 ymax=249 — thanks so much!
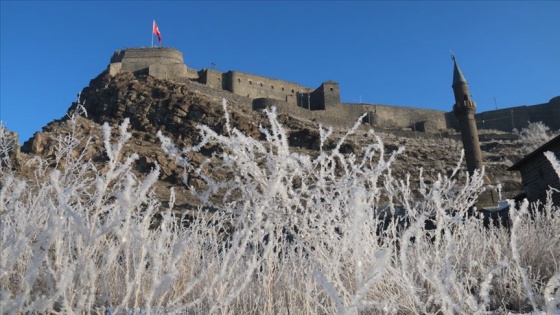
xmin=451 ymin=55 xmax=483 ymax=175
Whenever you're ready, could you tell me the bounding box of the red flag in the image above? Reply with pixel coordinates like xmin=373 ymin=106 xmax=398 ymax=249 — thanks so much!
xmin=153 ymin=20 xmax=162 ymax=44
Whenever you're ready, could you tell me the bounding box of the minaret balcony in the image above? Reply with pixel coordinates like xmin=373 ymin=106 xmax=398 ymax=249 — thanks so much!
xmin=453 ymin=100 xmax=477 ymax=115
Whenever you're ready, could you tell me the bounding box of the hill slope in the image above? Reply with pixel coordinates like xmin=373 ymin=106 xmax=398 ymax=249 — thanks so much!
xmin=11 ymin=71 xmax=536 ymax=207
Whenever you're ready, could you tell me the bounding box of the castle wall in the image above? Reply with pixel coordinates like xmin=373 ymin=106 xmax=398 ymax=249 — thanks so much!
xmin=311 ymin=81 xmax=340 ymax=110
xmin=286 ymin=103 xmax=368 ymax=129
xmin=251 ymin=98 xmax=366 ymax=129
xmin=186 ymin=68 xmax=200 ymax=80
xmin=198 ymin=69 xmax=224 ymax=90
xmin=250 ymin=97 xmax=449 ymax=132
xmin=185 ymin=80 xmax=253 ymax=108
xmin=223 ymin=71 xmax=312 ymax=104
xmin=110 ymin=47 xmax=184 ymax=66
xmin=322 ymin=81 xmax=341 ymax=108
xmin=477 ymin=99 xmax=560 ymax=131
xmin=359 ymin=104 xmax=448 ymax=131
xmin=446 ymin=97 xmax=560 ymax=132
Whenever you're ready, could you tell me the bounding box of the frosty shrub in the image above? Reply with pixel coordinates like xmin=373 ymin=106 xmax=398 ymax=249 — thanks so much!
xmin=0 ymin=123 xmax=12 ymax=166
xmin=1 ymin=99 xmax=559 ymax=314
xmin=0 ymin=122 xmax=18 ymax=171
xmin=156 ymin=100 xmax=560 ymax=314
xmin=514 ymin=121 xmax=552 ymax=153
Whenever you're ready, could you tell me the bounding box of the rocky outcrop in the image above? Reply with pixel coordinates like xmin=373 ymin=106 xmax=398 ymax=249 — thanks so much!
xmin=18 ymin=73 xmax=274 ymax=206
xmin=71 ymin=72 xmax=264 ymax=141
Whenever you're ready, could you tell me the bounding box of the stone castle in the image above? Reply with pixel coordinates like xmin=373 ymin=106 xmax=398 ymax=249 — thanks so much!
xmin=107 ymin=47 xmax=560 ymax=133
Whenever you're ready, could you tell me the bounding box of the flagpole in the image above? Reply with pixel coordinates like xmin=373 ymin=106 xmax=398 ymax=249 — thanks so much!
xmin=151 ymin=20 xmax=154 ymax=47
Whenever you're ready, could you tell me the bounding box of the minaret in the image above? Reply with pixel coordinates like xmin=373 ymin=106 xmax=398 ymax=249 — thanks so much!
xmin=451 ymin=54 xmax=484 ymax=175
xmin=451 ymin=54 xmax=497 ymax=208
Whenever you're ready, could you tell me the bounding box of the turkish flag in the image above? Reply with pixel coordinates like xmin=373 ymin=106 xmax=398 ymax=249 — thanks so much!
xmin=153 ymin=20 xmax=162 ymax=44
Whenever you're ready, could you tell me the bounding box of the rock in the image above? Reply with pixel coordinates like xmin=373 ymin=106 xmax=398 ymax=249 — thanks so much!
xmin=27 ymin=132 xmax=46 ymax=154
xmin=289 ymin=129 xmax=320 ymax=150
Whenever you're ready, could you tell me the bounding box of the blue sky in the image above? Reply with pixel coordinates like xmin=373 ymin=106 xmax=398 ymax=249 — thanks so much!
xmin=1 ymin=1 xmax=559 ymax=143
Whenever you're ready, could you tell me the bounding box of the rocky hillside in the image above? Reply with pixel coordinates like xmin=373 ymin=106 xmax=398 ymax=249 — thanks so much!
xmin=9 ymin=71 xmax=541 ymax=209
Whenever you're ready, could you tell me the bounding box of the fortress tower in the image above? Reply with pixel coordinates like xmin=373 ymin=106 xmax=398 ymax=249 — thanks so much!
xmin=108 ymin=47 xmax=190 ymax=80
xmin=452 ymin=55 xmax=484 ymax=175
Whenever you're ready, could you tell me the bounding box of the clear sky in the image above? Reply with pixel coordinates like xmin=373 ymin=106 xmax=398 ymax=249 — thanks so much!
xmin=1 ymin=1 xmax=559 ymax=143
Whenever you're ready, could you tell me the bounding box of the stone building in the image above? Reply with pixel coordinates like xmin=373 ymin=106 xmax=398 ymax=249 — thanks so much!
xmin=105 ymin=46 xmax=559 ymax=133
xmin=509 ymin=134 xmax=560 ymax=206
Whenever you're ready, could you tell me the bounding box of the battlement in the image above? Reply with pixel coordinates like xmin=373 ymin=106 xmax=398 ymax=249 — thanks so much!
xmin=108 ymin=47 xmax=190 ymax=80
xmin=110 ymin=47 xmax=184 ymax=64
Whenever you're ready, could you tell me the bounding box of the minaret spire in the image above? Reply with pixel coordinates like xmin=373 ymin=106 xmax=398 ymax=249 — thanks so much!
xmin=451 ymin=52 xmax=467 ymax=87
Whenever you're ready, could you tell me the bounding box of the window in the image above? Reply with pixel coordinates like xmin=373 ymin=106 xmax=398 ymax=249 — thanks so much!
xmin=260 ymin=83 xmax=263 ymax=87
xmin=281 ymin=87 xmax=285 ymax=91
xmin=237 ymin=78 xmax=241 ymax=83
xmin=291 ymin=89 xmax=295 ymax=93
xmin=249 ymin=80 xmax=253 ymax=85
xmin=271 ymin=85 xmax=274 ymax=90
xmin=330 ymin=87 xmax=334 ymax=91
xmin=464 ymin=95 xmax=469 ymax=101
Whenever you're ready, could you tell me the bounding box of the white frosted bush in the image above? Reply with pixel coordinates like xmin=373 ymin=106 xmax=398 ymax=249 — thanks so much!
xmin=514 ymin=121 xmax=552 ymax=153
xmin=157 ymin=100 xmax=559 ymax=314
xmin=1 ymin=99 xmax=558 ymax=314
